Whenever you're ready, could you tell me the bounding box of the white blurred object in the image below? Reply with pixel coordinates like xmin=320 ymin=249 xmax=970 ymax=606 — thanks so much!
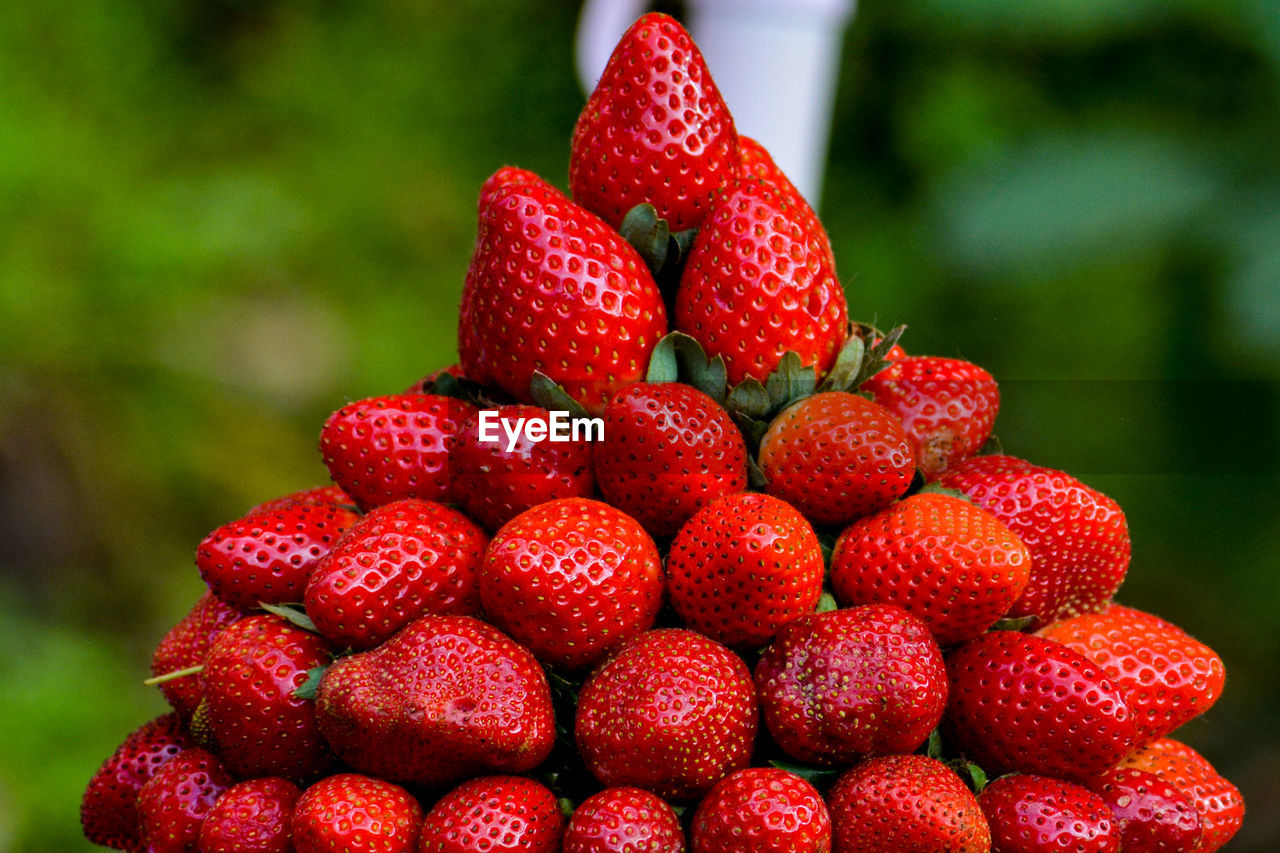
xmin=575 ymin=0 xmax=857 ymax=211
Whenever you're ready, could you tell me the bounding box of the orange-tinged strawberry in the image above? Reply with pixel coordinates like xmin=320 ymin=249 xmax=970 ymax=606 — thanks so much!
xmin=737 ymin=135 xmax=834 ymax=271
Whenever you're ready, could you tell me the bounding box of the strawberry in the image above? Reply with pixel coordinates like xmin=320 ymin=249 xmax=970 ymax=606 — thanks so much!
xmin=136 ymin=747 xmax=234 ymax=853
xmin=675 ymin=177 xmax=847 ymax=385
xmin=318 ymin=392 xmax=476 ymax=510
xmin=826 ymin=754 xmax=991 ymax=853
xmin=418 ymin=775 xmax=565 ymax=853
xmin=1085 ymin=766 xmax=1203 ymax=853
xmin=304 ymin=498 xmax=487 ymax=649
xmin=247 ymin=484 xmax=355 ymax=516
xmin=458 ymin=180 xmax=668 ymax=414
xmin=690 ymin=767 xmax=832 ymax=853
xmin=291 ymin=773 xmax=422 ymax=853
xmin=757 ymin=392 xmax=914 ymax=527
xmin=480 ymin=497 xmax=663 ymax=670
xmin=450 ymin=403 xmax=596 ymax=532
xmin=562 ymin=786 xmax=686 ymax=853
xmin=150 ymin=590 xmax=243 ymax=720
xmin=978 ymin=773 xmax=1120 ymax=853
xmin=1119 ymin=737 xmax=1245 ymax=853
xmin=593 ymin=382 xmax=747 ymax=538
xmin=1037 ymin=603 xmax=1226 ymax=745
xmin=196 ymin=502 xmax=360 ymax=613
xmin=937 ymin=454 xmax=1131 ymax=627
xmin=944 ymin=630 xmax=1139 ymax=781
xmin=81 ymin=714 xmax=194 ymax=852
xmin=201 ymin=613 xmax=335 ymax=779
xmin=665 ymin=492 xmax=823 ymax=650
xmin=861 ymin=355 xmax=999 ymax=479
xmin=575 ymin=628 xmax=758 ymax=801
xmin=753 ymin=604 xmax=947 ymax=765
xmin=197 ymin=776 xmax=302 ymax=853
xmin=829 ymin=492 xmax=1032 ymax=646
xmin=569 ymin=12 xmax=738 ymax=233
xmin=478 ymin=164 xmax=558 ymax=212
xmin=737 ymin=135 xmax=834 ymax=270
xmin=315 ymin=614 xmax=555 ymax=786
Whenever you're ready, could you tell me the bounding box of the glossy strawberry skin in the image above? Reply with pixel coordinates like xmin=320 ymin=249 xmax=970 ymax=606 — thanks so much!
xmin=81 ymin=714 xmax=194 ymax=852
xmin=196 ymin=502 xmax=360 ymax=613
xmin=862 ymin=355 xmax=999 ymax=480
xmin=754 ymin=604 xmax=947 ymax=765
xmin=945 ymin=631 xmax=1139 ymax=781
xmin=666 ymin=492 xmax=824 ymax=650
xmin=480 ymin=498 xmax=663 ymax=671
xmin=450 ymin=404 xmax=596 ymax=532
xmin=201 ymin=614 xmax=335 ymax=779
xmin=830 ymin=492 xmax=1031 ymax=646
xmin=575 ymin=628 xmax=758 ymax=801
xmin=136 ymin=747 xmax=234 ymax=853
xmin=1037 ymin=604 xmax=1226 ymax=745
xmin=1085 ymin=767 xmax=1203 ymax=853
xmin=826 ymin=754 xmax=991 ymax=853
xmin=304 ymin=498 xmax=487 ymax=649
xmin=1119 ymin=737 xmax=1245 ymax=853
xmin=458 ymin=182 xmax=668 ymax=415
xmin=691 ymin=767 xmax=832 ymax=853
xmin=418 ymin=775 xmax=565 ymax=853
xmin=150 ymin=590 xmax=243 ymax=720
xmin=978 ymin=773 xmax=1119 ymax=853
xmin=478 ymin=165 xmax=557 ymax=213
xmin=247 ymin=484 xmax=355 ymax=516
xmin=197 ymin=776 xmax=302 ymax=853
xmin=562 ymin=786 xmax=686 ymax=853
xmin=758 ymin=392 xmax=914 ymax=527
xmin=315 ymin=614 xmax=555 ymax=787
xmin=291 ymin=773 xmax=422 ymax=853
xmin=570 ymin=12 xmax=738 ymax=233
xmin=675 ymin=178 xmax=847 ymax=386
xmin=593 ymin=382 xmax=747 ymax=538
xmin=319 ymin=393 xmax=476 ymax=511
xmin=737 ymin=135 xmax=834 ymax=270
xmin=938 ymin=454 xmax=1131 ymax=628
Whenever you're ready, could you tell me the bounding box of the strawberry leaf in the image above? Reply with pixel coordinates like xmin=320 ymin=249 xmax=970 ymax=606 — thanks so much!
xmin=292 ymin=664 xmax=328 ymax=700
xmin=916 ymin=483 xmax=974 ymax=503
xmin=260 ymin=602 xmax=319 ymax=634
xmin=819 ymin=335 xmax=866 ymax=392
xmin=619 ymin=203 xmax=670 ymax=275
xmin=725 ymin=378 xmax=771 ymax=420
xmin=978 ymin=434 xmax=1005 ymax=456
xmin=529 ymin=372 xmax=592 ymax=420
xmin=816 ymin=590 xmax=838 ymax=613
xmin=746 ymin=453 xmax=769 ymax=490
xmin=992 ymin=614 xmax=1038 ymax=632
xmin=644 ymin=332 xmax=728 ymax=402
xmin=963 ymin=762 xmax=989 ymax=794
xmin=926 ymin=728 xmax=944 ymax=760
xmin=646 ymin=333 xmax=680 ymax=384
xmin=767 ymin=759 xmax=843 ymax=786
xmin=765 ymin=352 xmax=817 ymax=410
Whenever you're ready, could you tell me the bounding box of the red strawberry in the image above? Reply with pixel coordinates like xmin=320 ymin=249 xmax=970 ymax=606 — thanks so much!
xmin=315 ymin=614 xmax=555 ymax=786
xmin=593 ymin=382 xmax=747 ymax=538
xmin=150 ymin=590 xmax=243 ymax=720
xmin=81 ymin=714 xmax=194 ymax=852
xmin=450 ymin=403 xmax=596 ymax=532
xmin=247 ymin=484 xmax=355 ymax=516
xmin=829 ymin=492 xmax=1032 ymax=646
xmin=826 ymin=754 xmax=991 ymax=853
xmin=197 ymin=776 xmax=302 ymax=853
xmin=196 ymin=502 xmax=360 ymax=613
xmin=458 ymin=181 xmax=668 ymax=414
xmin=675 ymin=177 xmax=847 ymax=385
xmin=304 ymin=498 xmax=487 ymax=649
xmin=944 ymin=631 xmax=1139 ymax=781
xmin=978 ymin=773 xmax=1119 ymax=853
xmin=1037 ymin=603 xmax=1226 ymax=745
xmin=665 ymin=492 xmax=823 ymax=650
xmin=479 ymin=164 xmax=558 ymax=212
xmin=757 ymin=392 xmax=914 ymax=527
xmin=418 ymin=775 xmax=565 ymax=853
xmin=201 ymin=614 xmax=335 ymax=779
xmin=861 ymin=355 xmax=999 ymax=479
xmin=691 ymin=767 xmax=832 ymax=853
xmin=737 ymin=135 xmax=834 ymax=270
xmin=1085 ymin=766 xmax=1203 ymax=853
xmin=480 ymin=497 xmax=663 ymax=670
xmin=569 ymin=12 xmax=738 ymax=232
xmin=136 ymin=747 xmax=234 ymax=853
xmin=937 ymin=454 xmax=1131 ymax=627
xmin=562 ymin=787 xmax=686 ymax=853
xmin=753 ymin=604 xmax=947 ymax=765
xmin=1119 ymin=737 xmax=1245 ymax=853
xmin=575 ymin=628 xmax=758 ymax=801
xmin=319 ymin=392 xmax=476 ymax=510
xmin=291 ymin=773 xmax=422 ymax=853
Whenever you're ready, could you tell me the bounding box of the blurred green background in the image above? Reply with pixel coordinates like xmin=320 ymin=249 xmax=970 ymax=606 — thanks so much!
xmin=1 ymin=0 xmax=1276 ymax=849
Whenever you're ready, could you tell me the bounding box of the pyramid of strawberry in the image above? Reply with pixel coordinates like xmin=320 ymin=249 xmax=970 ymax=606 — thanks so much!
xmin=84 ymin=12 xmax=1243 ymax=853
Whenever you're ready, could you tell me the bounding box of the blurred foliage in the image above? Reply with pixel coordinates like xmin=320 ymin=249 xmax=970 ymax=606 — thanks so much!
xmin=0 ymin=0 xmax=1276 ymax=850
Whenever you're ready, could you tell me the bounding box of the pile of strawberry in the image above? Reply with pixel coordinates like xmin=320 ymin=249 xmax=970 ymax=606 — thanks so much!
xmin=82 ymin=13 xmax=1244 ymax=853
